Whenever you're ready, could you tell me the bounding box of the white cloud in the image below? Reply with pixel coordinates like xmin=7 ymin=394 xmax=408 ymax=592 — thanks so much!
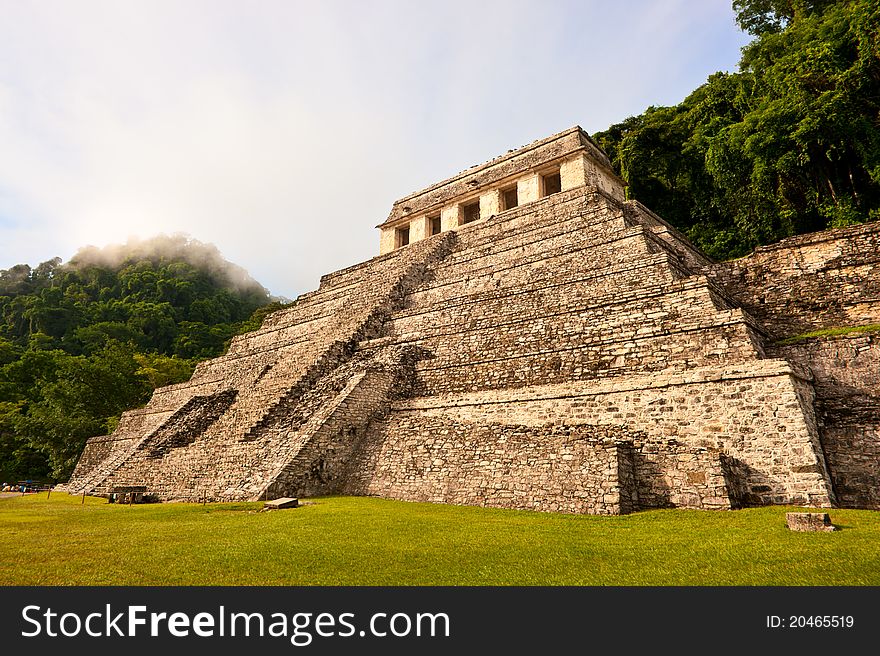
xmin=0 ymin=0 xmax=749 ymax=297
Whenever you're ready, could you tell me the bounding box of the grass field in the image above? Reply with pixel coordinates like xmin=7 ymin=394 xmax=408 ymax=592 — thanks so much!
xmin=1 ymin=493 xmax=878 ymax=585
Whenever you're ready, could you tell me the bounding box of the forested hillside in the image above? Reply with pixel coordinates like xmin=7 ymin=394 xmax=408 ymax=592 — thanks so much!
xmin=0 ymin=236 xmax=280 ymax=482
xmin=594 ymin=0 xmax=880 ymax=260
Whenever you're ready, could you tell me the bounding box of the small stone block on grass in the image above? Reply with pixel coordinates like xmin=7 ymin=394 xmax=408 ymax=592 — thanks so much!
xmin=263 ymin=497 xmax=299 ymax=510
xmin=786 ymin=512 xmax=835 ymax=532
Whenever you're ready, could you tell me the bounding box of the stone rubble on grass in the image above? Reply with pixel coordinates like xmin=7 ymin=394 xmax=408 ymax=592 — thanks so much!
xmin=263 ymin=497 xmax=299 ymax=511
xmin=786 ymin=512 xmax=836 ymax=532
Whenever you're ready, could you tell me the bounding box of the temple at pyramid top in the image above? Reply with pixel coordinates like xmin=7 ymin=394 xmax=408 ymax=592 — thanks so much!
xmin=377 ymin=126 xmax=627 ymax=254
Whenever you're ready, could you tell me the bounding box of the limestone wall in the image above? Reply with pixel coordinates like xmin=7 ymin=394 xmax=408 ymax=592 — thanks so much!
xmin=343 ymin=416 xmax=739 ymax=514
xmin=630 ymin=440 xmax=732 ymax=510
xmin=815 ymin=396 xmax=880 ymax=509
xmin=66 ymin=435 xmax=115 ymax=487
xmin=345 ymin=415 xmax=638 ymax=515
xmin=705 ymin=222 xmax=880 ymax=339
xmin=393 ymin=361 xmax=834 ymax=508
xmin=769 ymin=332 xmax=880 ymax=509
xmin=769 ymin=332 xmax=879 ymax=398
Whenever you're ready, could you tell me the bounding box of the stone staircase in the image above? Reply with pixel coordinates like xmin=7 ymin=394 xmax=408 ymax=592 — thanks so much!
xmin=66 ymin=393 xmax=226 ymax=495
xmin=225 ymin=345 xmax=414 ymax=500
xmin=68 ymin=232 xmax=454 ymax=500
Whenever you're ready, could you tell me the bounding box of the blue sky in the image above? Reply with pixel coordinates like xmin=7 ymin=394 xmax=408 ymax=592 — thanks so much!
xmin=0 ymin=0 xmax=751 ymax=298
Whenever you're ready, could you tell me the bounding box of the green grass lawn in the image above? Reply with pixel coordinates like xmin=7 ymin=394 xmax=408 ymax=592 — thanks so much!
xmin=1 ymin=493 xmax=878 ymax=585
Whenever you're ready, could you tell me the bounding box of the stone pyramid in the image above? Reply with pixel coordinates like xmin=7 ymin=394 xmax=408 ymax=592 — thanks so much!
xmin=65 ymin=127 xmax=880 ymax=513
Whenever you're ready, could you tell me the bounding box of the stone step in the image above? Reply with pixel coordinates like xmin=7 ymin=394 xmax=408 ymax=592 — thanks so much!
xmin=401 ymin=251 xmax=687 ymax=311
xmin=441 ymin=201 xmax=619 ymax=264
xmin=438 ymin=208 xmax=632 ymax=271
xmin=411 ymin=319 xmax=761 ymax=395
xmin=429 ymin=226 xmax=656 ymax=291
xmin=314 ymin=234 xmax=447 ymax=291
xmin=391 ymin=266 xmax=715 ymax=331
xmin=387 ymin=284 xmax=744 ymax=354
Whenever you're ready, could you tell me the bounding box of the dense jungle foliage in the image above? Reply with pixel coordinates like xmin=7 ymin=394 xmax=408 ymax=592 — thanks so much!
xmin=594 ymin=0 xmax=880 ymax=260
xmin=0 ymin=237 xmax=278 ymax=482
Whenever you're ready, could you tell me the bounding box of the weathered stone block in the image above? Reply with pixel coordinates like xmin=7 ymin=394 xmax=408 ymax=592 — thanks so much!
xmin=264 ymin=497 xmax=299 ymax=510
xmin=786 ymin=512 xmax=835 ymax=532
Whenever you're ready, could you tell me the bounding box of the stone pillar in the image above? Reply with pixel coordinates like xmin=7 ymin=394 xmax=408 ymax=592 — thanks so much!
xmin=584 ymin=157 xmax=627 ymax=202
xmin=560 ymin=155 xmax=588 ymax=191
xmin=441 ymin=204 xmax=462 ymax=231
xmin=379 ymin=227 xmax=397 ymax=254
xmin=518 ymin=173 xmax=540 ymax=204
xmin=480 ymin=189 xmax=501 ymax=219
xmin=409 ymin=216 xmax=429 ymax=243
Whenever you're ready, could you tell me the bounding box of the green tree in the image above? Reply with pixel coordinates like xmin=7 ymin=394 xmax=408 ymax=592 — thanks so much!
xmin=596 ymin=0 xmax=880 ymax=259
xmin=134 ymin=352 xmax=195 ymax=389
xmin=9 ymin=343 xmax=150 ymax=477
xmin=733 ymin=0 xmax=838 ymax=35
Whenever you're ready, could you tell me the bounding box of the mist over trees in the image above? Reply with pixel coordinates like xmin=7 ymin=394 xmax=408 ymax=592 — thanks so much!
xmin=594 ymin=0 xmax=880 ymax=260
xmin=0 ymin=236 xmax=276 ymax=481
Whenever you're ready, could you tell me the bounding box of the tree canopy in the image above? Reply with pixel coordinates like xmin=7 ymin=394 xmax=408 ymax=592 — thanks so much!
xmin=595 ymin=0 xmax=880 ymax=260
